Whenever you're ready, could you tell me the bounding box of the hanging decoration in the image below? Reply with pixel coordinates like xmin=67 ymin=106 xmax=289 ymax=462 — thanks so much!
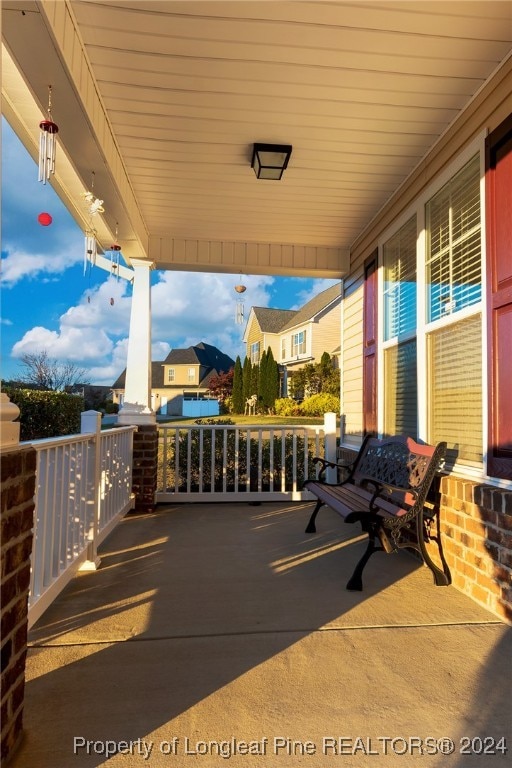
xmin=105 ymin=223 xmax=122 ymax=282
xmin=84 ymin=230 xmax=98 ymax=275
xmin=38 ymin=212 xmax=53 ymax=226
xmin=234 ymin=280 xmax=247 ymax=325
xmin=81 ymin=172 xmax=105 ymax=217
xmin=38 ymin=86 xmax=59 ymax=184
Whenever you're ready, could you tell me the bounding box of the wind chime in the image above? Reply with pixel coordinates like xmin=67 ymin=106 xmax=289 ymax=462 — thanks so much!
xmin=105 ymin=224 xmax=122 ymax=305
xmin=38 ymin=85 xmax=59 ymax=184
xmin=234 ymin=279 xmax=247 ymax=324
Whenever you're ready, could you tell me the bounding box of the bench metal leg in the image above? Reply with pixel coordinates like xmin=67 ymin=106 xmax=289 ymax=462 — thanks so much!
xmin=305 ymin=499 xmax=323 ymax=533
xmin=415 ymin=515 xmax=452 ymax=587
xmin=345 ymin=522 xmax=384 ymax=591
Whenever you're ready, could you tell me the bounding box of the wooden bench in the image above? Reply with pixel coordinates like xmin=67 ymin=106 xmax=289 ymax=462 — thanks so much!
xmin=303 ymin=434 xmax=450 ymax=591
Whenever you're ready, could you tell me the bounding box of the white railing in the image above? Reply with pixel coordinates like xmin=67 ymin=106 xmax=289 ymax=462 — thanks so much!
xmin=157 ymin=412 xmax=338 ymax=503
xmin=28 ymin=413 xmax=136 ymax=628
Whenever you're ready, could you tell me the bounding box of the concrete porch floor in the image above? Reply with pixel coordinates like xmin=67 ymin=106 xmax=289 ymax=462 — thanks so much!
xmin=13 ymin=502 xmax=512 ymax=768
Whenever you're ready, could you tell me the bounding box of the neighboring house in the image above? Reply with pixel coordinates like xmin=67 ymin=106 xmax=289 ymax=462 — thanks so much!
xmin=112 ymin=342 xmax=234 ymax=416
xmin=243 ymin=282 xmax=342 ymax=394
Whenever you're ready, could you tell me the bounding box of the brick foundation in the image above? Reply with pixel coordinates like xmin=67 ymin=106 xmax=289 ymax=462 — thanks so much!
xmin=132 ymin=425 xmax=158 ymax=512
xmin=1 ymin=446 xmax=36 ymax=764
xmin=337 ymin=447 xmax=512 ymax=624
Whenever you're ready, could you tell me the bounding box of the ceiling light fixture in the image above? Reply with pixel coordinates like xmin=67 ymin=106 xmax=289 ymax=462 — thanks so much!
xmin=251 ymin=143 xmax=292 ymax=180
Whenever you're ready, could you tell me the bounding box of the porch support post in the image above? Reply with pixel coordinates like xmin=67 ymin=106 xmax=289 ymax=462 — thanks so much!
xmin=324 ymin=411 xmax=338 ymax=484
xmin=118 ymin=258 xmax=155 ymax=426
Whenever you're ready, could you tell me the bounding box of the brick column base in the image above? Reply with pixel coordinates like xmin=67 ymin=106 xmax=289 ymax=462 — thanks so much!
xmin=132 ymin=425 xmax=158 ymax=512
xmin=1 ymin=446 xmax=36 ymax=765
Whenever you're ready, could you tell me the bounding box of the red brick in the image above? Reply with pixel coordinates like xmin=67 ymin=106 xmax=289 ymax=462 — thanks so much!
xmin=470 ymin=583 xmax=489 ymax=605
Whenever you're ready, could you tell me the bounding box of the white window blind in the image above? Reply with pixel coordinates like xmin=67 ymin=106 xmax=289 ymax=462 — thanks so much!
xmin=428 ymin=314 xmax=482 ymax=465
xmin=384 ymin=340 xmax=418 ymax=438
xmin=383 ymin=215 xmax=417 ymax=341
xmin=426 ymin=155 xmax=481 ymax=322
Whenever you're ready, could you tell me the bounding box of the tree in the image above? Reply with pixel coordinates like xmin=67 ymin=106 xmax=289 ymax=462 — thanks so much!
xmin=266 ymin=347 xmax=280 ymax=410
xmin=232 ymin=356 xmax=244 ymax=413
xmin=242 ymin=356 xmax=252 ymax=404
xmin=258 ymin=349 xmax=268 ymax=406
xmin=207 ymin=368 xmax=234 ymax=406
xmin=18 ymin=351 xmax=88 ymax=391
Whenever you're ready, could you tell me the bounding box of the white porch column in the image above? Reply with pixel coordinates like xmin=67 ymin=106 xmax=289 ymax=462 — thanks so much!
xmin=118 ymin=258 xmax=156 ymax=425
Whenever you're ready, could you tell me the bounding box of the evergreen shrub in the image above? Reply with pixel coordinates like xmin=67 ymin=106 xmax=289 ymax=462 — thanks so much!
xmin=5 ymin=388 xmax=84 ymax=441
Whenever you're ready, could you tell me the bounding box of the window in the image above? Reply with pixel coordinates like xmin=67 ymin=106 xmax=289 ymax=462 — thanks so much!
xmin=292 ymin=330 xmax=306 ymax=356
xmin=425 ymin=154 xmax=482 ymax=464
xmin=281 ymin=337 xmax=286 ymax=361
xmin=188 ymin=367 xmax=195 ymax=383
xmin=250 ymin=341 xmax=260 ymax=364
xmin=382 ymin=216 xmax=417 ymax=437
xmin=426 ymin=155 xmax=481 ymax=322
xmin=379 ymin=152 xmax=483 ymax=468
xmin=168 ymin=368 xmax=175 ymax=383
xmin=428 ymin=315 xmax=482 ymax=465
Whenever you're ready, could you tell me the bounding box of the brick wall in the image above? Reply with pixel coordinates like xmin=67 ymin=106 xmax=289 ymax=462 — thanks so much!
xmin=438 ymin=477 xmax=512 ymax=624
xmin=337 ymin=446 xmax=512 ymax=624
xmin=1 ymin=446 xmax=36 ymax=764
xmin=132 ymin=425 xmax=158 ymax=512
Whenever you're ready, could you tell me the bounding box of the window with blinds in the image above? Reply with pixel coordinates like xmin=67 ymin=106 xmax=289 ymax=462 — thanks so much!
xmin=383 ymin=215 xmax=417 ymax=341
xmin=428 ymin=314 xmax=482 ymax=465
xmin=426 ymin=155 xmax=481 ymax=322
xmin=384 ymin=340 xmax=418 ymax=438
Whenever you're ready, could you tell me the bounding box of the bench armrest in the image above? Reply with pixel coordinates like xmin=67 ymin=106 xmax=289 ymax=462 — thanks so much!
xmin=312 ymin=456 xmax=354 ymax=484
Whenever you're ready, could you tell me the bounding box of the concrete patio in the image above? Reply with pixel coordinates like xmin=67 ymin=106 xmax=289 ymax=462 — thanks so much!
xmin=13 ymin=502 xmax=512 ymax=768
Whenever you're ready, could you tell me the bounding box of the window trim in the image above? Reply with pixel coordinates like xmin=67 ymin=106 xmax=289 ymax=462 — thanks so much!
xmin=377 ymin=133 xmax=486 ymax=478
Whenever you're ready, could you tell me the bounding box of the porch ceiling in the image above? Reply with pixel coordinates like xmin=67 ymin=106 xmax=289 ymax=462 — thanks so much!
xmin=2 ymin=1 xmax=512 ymax=277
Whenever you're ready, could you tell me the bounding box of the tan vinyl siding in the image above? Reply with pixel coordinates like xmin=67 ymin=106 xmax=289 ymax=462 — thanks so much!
xmin=341 ymin=278 xmax=364 ymax=441
xmin=163 ymin=364 xmax=200 ymax=386
xmin=310 ymin=303 xmax=341 ymax=361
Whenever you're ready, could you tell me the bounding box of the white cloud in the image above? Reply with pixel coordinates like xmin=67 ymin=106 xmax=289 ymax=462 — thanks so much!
xmin=11 ymin=325 xmax=113 ymax=362
xmin=0 ymin=245 xmax=84 ymax=286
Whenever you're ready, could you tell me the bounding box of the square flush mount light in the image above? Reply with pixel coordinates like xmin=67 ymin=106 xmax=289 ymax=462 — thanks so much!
xmin=251 ymin=143 xmax=292 ymax=180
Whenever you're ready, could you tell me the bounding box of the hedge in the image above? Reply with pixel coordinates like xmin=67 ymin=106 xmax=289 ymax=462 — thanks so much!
xmin=5 ymin=388 xmax=84 ymax=441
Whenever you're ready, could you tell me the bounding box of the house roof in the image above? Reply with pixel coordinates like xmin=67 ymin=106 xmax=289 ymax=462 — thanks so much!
xmin=112 ymin=342 xmax=234 ymax=389
xmin=279 ymin=282 xmax=342 ymax=332
xmin=252 ymin=307 xmax=298 ymax=334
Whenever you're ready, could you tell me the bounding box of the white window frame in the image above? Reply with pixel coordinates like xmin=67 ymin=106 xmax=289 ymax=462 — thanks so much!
xmin=291 ymin=330 xmax=307 ymax=357
xmin=168 ymin=368 xmax=175 ymax=383
xmin=250 ymin=341 xmax=260 ymax=364
xmin=188 ymin=367 xmax=195 ymax=383
xmin=377 ymin=133 xmax=487 ymax=480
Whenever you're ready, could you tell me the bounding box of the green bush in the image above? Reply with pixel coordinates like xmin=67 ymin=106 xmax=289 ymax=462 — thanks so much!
xmin=300 ymin=393 xmax=340 ymax=417
xmin=274 ymin=397 xmax=301 ymax=417
xmin=105 ymin=401 xmax=119 ymax=414
xmin=5 ymin=388 xmax=84 ymax=441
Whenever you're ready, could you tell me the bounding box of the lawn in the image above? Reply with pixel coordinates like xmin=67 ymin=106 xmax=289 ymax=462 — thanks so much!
xmin=157 ymin=414 xmax=325 ymax=428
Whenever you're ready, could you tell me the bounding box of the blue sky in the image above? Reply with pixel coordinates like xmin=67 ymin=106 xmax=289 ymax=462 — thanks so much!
xmin=1 ymin=118 xmax=338 ymax=386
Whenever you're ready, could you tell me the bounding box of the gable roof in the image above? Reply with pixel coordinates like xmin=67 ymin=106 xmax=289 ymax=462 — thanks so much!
xmin=251 ymin=307 xmax=298 ymax=334
xmin=279 ymin=283 xmax=341 ymax=332
xmin=112 ymin=342 xmax=234 ymax=389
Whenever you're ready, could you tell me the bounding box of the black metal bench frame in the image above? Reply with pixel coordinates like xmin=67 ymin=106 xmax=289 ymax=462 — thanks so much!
xmin=303 ymin=434 xmax=451 ymax=591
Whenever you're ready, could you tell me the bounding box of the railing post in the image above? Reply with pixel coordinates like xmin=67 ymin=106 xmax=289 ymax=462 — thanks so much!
xmin=79 ymin=410 xmax=102 ymax=570
xmin=324 ymin=412 xmax=338 ymax=484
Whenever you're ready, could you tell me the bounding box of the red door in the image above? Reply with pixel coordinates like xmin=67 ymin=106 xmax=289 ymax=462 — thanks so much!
xmin=363 ymin=252 xmax=378 ymax=436
xmin=486 ymin=115 xmax=512 ymax=480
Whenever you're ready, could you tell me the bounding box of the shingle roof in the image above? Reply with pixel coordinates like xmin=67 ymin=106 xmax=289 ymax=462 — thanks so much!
xmin=112 ymin=342 xmax=234 ymax=389
xmin=252 ymin=306 xmax=298 ymax=333
xmin=279 ymin=282 xmax=341 ymax=331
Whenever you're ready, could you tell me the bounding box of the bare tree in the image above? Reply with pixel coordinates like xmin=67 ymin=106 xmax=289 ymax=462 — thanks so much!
xmin=18 ymin=351 xmax=88 ymax=391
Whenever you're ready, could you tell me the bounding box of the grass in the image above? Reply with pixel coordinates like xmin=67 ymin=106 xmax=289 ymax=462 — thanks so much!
xmin=157 ymin=414 xmax=325 ymax=427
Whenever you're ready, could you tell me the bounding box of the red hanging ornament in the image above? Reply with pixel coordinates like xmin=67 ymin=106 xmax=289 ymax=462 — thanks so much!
xmin=38 ymin=212 xmax=53 ymax=226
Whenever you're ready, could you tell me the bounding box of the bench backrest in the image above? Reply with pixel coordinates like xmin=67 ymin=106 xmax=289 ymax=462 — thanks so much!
xmin=350 ymin=435 xmax=447 ymax=512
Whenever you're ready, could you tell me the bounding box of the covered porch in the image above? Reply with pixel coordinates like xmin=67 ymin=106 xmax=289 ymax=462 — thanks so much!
xmin=13 ymin=500 xmax=512 ymax=767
